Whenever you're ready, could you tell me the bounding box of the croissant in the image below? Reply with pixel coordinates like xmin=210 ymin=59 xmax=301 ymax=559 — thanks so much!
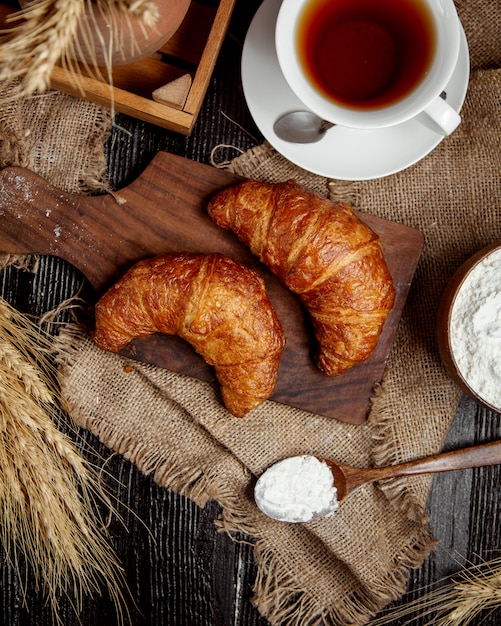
xmin=208 ymin=179 xmax=395 ymax=376
xmin=92 ymin=252 xmax=285 ymax=417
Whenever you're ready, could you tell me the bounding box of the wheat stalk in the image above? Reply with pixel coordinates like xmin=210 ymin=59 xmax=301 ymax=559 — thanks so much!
xmin=0 ymin=0 xmax=159 ymax=101
xmin=0 ymin=0 xmax=85 ymax=94
xmin=0 ymin=297 xmax=130 ymax=624
xmin=369 ymin=556 xmax=501 ymax=625
xmin=113 ymin=0 xmax=160 ymax=26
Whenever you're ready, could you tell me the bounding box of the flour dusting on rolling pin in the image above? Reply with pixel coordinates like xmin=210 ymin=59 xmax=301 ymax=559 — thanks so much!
xmin=450 ymin=248 xmax=501 ymax=409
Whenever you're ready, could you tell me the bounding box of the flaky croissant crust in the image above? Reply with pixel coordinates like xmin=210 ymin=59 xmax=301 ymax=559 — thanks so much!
xmin=208 ymin=179 xmax=395 ymax=376
xmin=92 ymin=253 xmax=285 ymax=417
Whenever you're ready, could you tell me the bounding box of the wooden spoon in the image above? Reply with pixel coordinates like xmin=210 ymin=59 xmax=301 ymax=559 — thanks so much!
xmin=254 ymin=440 xmax=501 ymax=522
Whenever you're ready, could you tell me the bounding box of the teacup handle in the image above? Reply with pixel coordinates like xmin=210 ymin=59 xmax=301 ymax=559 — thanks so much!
xmin=423 ymin=95 xmax=461 ymax=136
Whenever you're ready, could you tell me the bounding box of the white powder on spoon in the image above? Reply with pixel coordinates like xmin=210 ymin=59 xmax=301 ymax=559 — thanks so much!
xmin=254 ymin=455 xmax=339 ymax=522
xmin=450 ymin=247 xmax=501 ymax=410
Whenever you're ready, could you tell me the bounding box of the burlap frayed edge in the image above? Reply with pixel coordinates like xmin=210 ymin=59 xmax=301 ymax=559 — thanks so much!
xmin=224 ymin=141 xmax=336 ymax=197
xmin=369 ymin=372 xmax=462 ymax=527
xmin=368 ymin=379 xmax=427 ymax=524
xmin=0 ymin=254 xmax=38 ymax=273
xmin=0 ymin=84 xmax=113 ymax=196
xmin=220 ymin=505 xmax=437 ymax=626
xmin=72 ymin=104 xmax=114 ymax=196
xmin=224 ymin=141 xmax=363 ymax=209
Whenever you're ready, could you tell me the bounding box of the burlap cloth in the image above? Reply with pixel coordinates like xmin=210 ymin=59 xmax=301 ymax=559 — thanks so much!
xmin=1 ymin=2 xmax=500 ymax=624
xmin=0 ymin=83 xmax=112 ymax=194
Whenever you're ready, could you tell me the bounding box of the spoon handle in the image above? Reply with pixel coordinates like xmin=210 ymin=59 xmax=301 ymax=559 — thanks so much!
xmin=372 ymin=439 xmax=501 ymax=481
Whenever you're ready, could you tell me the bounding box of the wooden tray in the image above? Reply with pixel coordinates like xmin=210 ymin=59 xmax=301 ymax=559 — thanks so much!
xmin=0 ymin=152 xmax=423 ymax=423
xmin=0 ymin=0 xmax=236 ymax=135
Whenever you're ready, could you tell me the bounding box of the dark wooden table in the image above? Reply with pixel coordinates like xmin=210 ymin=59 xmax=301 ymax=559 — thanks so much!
xmin=1 ymin=1 xmax=500 ymax=625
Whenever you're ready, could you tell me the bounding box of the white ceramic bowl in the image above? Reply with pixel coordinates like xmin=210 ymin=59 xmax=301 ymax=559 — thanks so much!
xmin=437 ymin=242 xmax=501 ymax=413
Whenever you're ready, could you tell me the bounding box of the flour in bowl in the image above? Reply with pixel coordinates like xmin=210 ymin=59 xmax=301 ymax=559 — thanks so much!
xmin=254 ymin=455 xmax=339 ymax=523
xmin=450 ymin=248 xmax=501 ymax=409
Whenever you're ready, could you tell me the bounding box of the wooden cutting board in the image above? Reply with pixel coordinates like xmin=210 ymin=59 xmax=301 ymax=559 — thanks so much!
xmin=0 ymin=151 xmax=423 ymax=423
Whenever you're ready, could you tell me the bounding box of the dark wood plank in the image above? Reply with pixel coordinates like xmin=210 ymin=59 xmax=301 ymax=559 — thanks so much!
xmin=0 ymin=151 xmax=422 ymax=423
xmin=380 ymin=397 xmax=501 ymax=625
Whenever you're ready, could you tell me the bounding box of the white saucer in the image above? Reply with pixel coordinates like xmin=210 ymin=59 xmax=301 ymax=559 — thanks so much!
xmin=241 ymin=0 xmax=470 ymax=180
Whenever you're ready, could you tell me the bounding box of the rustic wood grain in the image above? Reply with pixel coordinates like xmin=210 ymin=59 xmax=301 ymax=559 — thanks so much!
xmin=0 ymin=152 xmax=422 ymax=423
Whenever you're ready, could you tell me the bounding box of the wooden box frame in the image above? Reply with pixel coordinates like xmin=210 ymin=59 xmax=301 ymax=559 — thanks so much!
xmin=0 ymin=0 xmax=237 ymax=135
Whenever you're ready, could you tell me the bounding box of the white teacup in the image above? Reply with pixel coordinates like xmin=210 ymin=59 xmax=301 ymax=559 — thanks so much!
xmin=276 ymin=0 xmax=462 ymax=136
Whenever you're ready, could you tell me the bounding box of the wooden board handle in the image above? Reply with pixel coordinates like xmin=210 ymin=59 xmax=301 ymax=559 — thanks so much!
xmin=0 ymin=152 xmax=243 ymax=292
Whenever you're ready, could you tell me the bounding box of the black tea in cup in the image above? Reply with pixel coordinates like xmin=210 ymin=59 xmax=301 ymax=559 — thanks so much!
xmin=297 ymin=0 xmax=437 ymax=110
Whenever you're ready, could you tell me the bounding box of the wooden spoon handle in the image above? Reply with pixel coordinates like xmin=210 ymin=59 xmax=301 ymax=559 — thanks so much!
xmin=374 ymin=440 xmax=501 ymax=481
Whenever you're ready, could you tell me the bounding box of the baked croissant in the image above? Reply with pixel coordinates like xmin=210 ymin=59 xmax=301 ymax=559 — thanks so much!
xmin=208 ymin=180 xmax=395 ymax=376
xmin=92 ymin=252 xmax=285 ymax=417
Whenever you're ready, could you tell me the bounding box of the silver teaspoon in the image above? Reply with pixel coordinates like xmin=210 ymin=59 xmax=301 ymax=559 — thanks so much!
xmin=273 ymin=110 xmax=335 ymax=143
xmin=273 ymin=93 xmax=447 ymax=144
